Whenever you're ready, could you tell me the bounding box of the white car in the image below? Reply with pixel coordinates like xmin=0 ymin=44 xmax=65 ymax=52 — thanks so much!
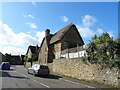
xmin=28 ymin=64 xmax=50 ymax=76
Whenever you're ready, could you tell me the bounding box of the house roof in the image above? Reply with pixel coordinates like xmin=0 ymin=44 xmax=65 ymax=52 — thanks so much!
xmin=28 ymin=46 xmax=36 ymax=53
xmin=21 ymin=55 xmax=25 ymax=58
xmin=10 ymin=55 xmax=20 ymax=59
xmin=50 ymin=23 xmax=75 ymax=44
xmin=26 ymin=45 xmax=39 ymax=55
xmin=11 ymin=55 xmax=20 ymax=57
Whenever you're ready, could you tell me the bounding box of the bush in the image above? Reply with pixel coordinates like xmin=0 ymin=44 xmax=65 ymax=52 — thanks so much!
xmin=32 ymin=56 xmax=38 ymax=61
xmin=86 ymin=33 xmax=120 ymax=68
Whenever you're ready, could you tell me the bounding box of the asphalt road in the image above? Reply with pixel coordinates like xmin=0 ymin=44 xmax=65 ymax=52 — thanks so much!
xmin=1 ymin=66 xmax=112 ymax=89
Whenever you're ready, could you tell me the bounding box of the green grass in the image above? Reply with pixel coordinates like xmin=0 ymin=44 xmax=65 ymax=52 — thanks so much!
xmin=14 ymin=65 xmax=24 ymax=66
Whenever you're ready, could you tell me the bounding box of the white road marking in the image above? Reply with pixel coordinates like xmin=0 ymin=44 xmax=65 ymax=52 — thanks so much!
xmin=59 ymin=78 xmax=95 ymax=88
xmin=30 ymin=78 xmax=50 ymax=88
xmin=14 ymin=71 xmax=50 ymax=88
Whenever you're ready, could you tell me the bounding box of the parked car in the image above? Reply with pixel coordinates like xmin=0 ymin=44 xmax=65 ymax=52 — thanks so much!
xmin=28 ymin=64 xmax=50 ymax=76
xmin=0 ymin=62 xmax=10 ymax=70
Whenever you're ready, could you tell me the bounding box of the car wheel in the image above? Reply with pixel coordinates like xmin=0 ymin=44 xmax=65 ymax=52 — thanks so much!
xmin=28 ymin=70 xmax=30 ymax=74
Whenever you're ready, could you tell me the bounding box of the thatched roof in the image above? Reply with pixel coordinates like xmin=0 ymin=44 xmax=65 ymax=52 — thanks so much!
xmin=28 ymin=46 xmax=36 ymax=53
xmin=50 ymin=23 xmax=75 ymax=44
xmin=39 ymin=23 xmax=84 ymax=51
xmin=26 ymin=45 xmax=39 ymax=55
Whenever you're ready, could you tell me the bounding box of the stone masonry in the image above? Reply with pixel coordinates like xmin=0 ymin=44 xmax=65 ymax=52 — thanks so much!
xmin=50 ymin=58 xmax=119 ymax=88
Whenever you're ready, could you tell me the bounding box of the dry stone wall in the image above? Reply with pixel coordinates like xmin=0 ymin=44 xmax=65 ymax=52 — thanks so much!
xmin=51 ymin=58 xmax=119 ymax=88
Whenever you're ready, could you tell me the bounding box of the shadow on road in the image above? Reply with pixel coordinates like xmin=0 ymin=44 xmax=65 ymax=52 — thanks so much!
xmin=1 ymin=71 xmax=30 ymax=79
xmin=39 ymin=74 xmax=62 ymax=79
xmin=2 ymin=69 xmax=15 ymax=71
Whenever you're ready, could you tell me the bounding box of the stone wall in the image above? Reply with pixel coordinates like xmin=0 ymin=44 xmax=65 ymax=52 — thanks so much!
xmin=38 ymin=38 xmax=48 ymax=64
xmin=51 ymin=58 xmax=119 ymax=88
xmin=54 ymin=42 xmax=61 ymax=52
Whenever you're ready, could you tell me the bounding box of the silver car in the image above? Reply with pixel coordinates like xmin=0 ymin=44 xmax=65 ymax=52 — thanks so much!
xmin=28 ymin=64 xmax=50 ymax=76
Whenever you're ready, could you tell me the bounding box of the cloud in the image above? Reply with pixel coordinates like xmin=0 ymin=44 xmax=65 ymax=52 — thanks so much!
xmin=28 ymin=15 xmax=34 ymax=19
xmin=0 ymin=46 xmax=26 ymax=55
xmin=32 ymin=1 xmax=36 ymax=7
xmin=107 ymin=31 xmax=114 ymax=37
xmin=96 ymin=28 xmax=104 ymax=34
xmin=0 ymin=20 xmax=44 ymax=55
xmin=62 ymin=16 xmax=69 ymax=22
xmin=26 ymin=22 xmax=38 ymax=29
xmin=23 ymin=14 xmax=34 ymax=19
xmin=82 ymin=15 xmax=96 ymax=27
xmin=35 ymin=31 xmax=45 ymax=43
xmin=77 ymin=15 xmax=96 ymax=38
xmin=77 ymin=15 xmax=114 ymax=39
xmin=77 ymin=26 xmax=95 ymax=38
xmin=27 ymin=31 xmax=31 ymax=34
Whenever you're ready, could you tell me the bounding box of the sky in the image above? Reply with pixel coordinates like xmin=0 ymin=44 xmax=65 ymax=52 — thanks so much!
xmin=0 ymin=2 xmax=118 ymax=55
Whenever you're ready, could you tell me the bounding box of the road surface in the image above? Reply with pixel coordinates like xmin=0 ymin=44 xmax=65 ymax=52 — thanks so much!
xmin=1 ymin=66 xmax=112 ymax=88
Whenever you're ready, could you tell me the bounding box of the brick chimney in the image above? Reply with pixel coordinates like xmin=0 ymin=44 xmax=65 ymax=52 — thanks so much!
xmin=45 ymin=29 xmax=50 ymax=36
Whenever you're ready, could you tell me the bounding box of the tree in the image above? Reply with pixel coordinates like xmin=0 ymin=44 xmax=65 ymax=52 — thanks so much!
xmin=5 ymin=53 xmax=11 ymax=62
xmin=28 ymin=58 xmax=33 ymax=67
xmin=86 ymin=41 xmax=97 ymax=63
xmin=32 ymin=56 xmax=38 ymax=61
xmin=86 ymin=32 xmax=120 ymax=67
xmin=24 ymin=56 xmax=28 ymax=67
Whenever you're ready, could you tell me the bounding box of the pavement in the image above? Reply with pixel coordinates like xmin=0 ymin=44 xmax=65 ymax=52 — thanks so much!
xmin=1 ymin=65 xmax=117 ymax=89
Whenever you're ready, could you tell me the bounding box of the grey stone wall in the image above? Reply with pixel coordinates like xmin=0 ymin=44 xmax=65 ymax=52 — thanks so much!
xmin=50 ymin=58 xmax=119 ymax=88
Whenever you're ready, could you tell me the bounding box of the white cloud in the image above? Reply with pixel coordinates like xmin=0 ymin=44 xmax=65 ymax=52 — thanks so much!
xmin=26 ymin=22 xmax=38 ymax=29
xmin=77 ymin=26 xmax=95 ymax=38
xmin=0 ymin=46 xmax=26 ymax=55
xmin=62 ymin=16 xmax=69 ymax=22
xmin=23 ymin=14 xmax=34 ymax=19
xmin=82 ymin=15 xmax=96 ymax=27
xmin=96 ymin=28 xmax=104 ymax=34
xmin=0 ymin=20 xmax=44 ymax=55
xmin=35 ymin=31 xmax=45 ymax=43
xmin=77 ymin=15 xmax=96 ymax=38
xmin=96 ymin=28 xmax=114 ymax=38
xmin=32 ymin=1 xmax=36 ymax=7
xmin=28 ymin=15 xmax=34 ymax=19
xmin=77 ymin=15 xmax=114 ymax=39
xmin=28 ymin=31 xmax=31 ymax=34
xmin=107 ymin=31 xmax=114 ymax=37
xmin=15 ymin=32 xmax=39 ymax=46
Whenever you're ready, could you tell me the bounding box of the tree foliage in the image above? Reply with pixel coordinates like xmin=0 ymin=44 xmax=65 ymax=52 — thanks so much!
xmin=32 ymin=56 xmax=38 ymax=61
xmin=5 ymin=53 xmax=11 ymax=62
xmin=23 ymin=55 xmax=38 ymax=67
xmin=86 ymin=32 xmax=120 ymax=68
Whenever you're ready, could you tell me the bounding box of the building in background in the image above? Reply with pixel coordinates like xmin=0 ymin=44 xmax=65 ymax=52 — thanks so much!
xmin=0 ymin=52 xmax=6 ymax=63
xmin=26 ymin=45 xmax=39 ymax=59
xmin=9 ymin=55 xmax=23 ymax=65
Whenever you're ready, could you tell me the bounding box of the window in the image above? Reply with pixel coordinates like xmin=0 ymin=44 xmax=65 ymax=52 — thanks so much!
xmin=64 ymin=41 xmax=68 ymax=47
